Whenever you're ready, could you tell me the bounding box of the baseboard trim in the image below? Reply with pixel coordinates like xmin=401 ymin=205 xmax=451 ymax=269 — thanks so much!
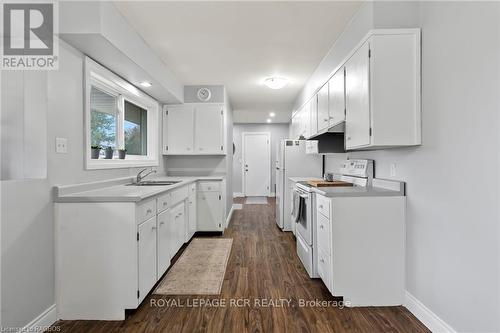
xmin=23 ymin=304 xmax=57 ymax=331
xmin=404 ymin=291 xmax=456 ymax=333
xmin=233 ymin=192 xmax=244 ymax=198
xmin=225 ymin=205 xmax=235 ymax=227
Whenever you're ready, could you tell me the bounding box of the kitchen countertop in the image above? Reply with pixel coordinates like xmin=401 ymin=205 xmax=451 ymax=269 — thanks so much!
xmin=288 ymin=177 xmax=323 ymax=183
xmin=293 ymin=177 xmax=405 ymax=198
xmin=309 ymin=185 xmax=404 ymax=198
xmin=54 ymin=176 xmax=225 ymax=203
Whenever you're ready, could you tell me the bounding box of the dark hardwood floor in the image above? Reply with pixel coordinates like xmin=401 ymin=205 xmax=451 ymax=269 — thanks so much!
xmin=54 ymin=198 xmax=429 ymax=333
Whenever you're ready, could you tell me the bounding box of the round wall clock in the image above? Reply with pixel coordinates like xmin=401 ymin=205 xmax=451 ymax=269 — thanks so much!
xmin=197 ymin=87 xmax=212 ymax=102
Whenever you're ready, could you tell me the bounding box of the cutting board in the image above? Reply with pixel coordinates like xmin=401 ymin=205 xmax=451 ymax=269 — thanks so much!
xmin=306 ymin=180 xmax=353 ymax=187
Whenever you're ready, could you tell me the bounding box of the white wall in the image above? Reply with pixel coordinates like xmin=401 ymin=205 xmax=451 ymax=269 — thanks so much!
xmin=300 ymin=2 xmax=500 ymax=332
xmin=232 ymin=123 xmax=289 ymax=196
xmin=0 ymin=40 xmax=164 ymax=328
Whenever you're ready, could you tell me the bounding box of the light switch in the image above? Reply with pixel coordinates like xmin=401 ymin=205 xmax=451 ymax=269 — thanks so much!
xmin=56 ymin=137 xmax=68 ymax=154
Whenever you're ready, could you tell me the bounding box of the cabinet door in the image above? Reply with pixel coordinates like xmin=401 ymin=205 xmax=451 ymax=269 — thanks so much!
xmin=156 ymin=210 xmax=171 ymax=279
xmin=187 ymin=195 xmax=196 ymax=241
xmin=194 ymin=105 xmax=223 ymax=154
xmin=174 ymin=202 xmax=186 ymax=250
xmin=345 ymin=41 xmax=371 ymax=149
xmin=309 ymin=95 xmax=318 ymax=137
xmin=328 ymin=67 xmax=346 ymax=127
xmin=300 ymin=102 xmax=309 ymax=138
xmin=164 ymin=106 xmax=194 ymax=154
xmin=138 ymin=216 xmax=157 ymax=302
xmin=317 ymin=84 xmax=330 ymax=132
xmin=197 ymin=192 xmax=222 ymax=231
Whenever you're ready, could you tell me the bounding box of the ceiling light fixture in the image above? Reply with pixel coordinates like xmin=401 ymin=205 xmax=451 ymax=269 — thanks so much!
xmin=269 ymin=112 xmax=276 ymax=117
xmin=139 ymin=81 xmax=152 ymax=88
xmin=263 ymin=77 xmax=289 ymax=90
xmin=266 ymin=118 xmax=272 ymax=123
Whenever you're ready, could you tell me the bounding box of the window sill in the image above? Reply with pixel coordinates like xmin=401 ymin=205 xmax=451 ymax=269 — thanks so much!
xmin=85 ymin=158 xmax=159 ymax=170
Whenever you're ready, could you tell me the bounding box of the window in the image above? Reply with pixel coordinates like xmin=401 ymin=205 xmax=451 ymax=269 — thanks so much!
xmin=85 ymin=57 xmax=158 ymax=169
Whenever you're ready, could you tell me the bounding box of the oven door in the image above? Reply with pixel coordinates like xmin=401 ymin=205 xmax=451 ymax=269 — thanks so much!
xmin=295 ymin=190 xmax=312 ymax=246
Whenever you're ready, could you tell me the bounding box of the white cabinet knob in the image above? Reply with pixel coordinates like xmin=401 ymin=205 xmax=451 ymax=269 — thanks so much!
xmin=160 ymin=221 xmax=165 ymax=226
xmin=320 ymin=225 xmax=324 ymax=229
xmin=146 ymin=209 xmax=152 ymax=214
xmin=163 ymin=202 xmax=168 ymax=206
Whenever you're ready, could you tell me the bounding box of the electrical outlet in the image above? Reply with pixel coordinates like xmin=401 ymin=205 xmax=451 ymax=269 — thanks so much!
xmin=56 ymin=137 xmax=68 ymax=154
xmin=390 ymin=163 xmax=397 ymax=177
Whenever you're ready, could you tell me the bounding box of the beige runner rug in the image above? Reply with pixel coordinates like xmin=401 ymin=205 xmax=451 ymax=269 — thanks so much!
xmin=154 ymin=238 xmax=233 ymax=295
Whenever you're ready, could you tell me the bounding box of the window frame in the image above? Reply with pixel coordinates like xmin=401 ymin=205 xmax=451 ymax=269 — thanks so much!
xmin=84 ymin=57 xmax=159 ymax=170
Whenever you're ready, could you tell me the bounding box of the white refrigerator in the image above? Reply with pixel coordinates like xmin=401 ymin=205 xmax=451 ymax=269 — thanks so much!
xmin=275 ymin=140 xmax=322 ymax=231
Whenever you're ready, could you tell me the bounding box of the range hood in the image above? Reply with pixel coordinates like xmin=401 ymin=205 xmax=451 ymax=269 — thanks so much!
xmin=308 ymin=131 xmax=345 ymax=153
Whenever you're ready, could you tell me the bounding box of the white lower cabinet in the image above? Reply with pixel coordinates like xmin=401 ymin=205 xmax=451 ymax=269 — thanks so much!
xmin=55 ymin=179 xmax=225 ymax=320
xmin=315 ymin=193 xmax=405 ymax=306
xmin=197 ymin=184 xmax=223 ymax=232
xmin=156 ymin=209 xmax=171 ymax=280
xmin=138 ymin=216 xmax=157 ymax=303
xmin=187 ymin=194 xmax=196 ymax=240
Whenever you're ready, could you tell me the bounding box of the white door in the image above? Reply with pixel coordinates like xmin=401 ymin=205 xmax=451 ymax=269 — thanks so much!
xmin=194 ymin=105 xmax=223 ymax=154
xmin=242 ymin=132 xmax=271 ymax=197
xmin=138 ymin=216 xmax=157 ymax=302
xmin=317 ymin=83 xmax=329 ymax=132
xmin=328 ymin=67 xmax=346 ymax=127
xmin=156 ymin=210 xmax=170 ymax=279
xmin=197 ymin=191 xmax=222 ymax=231
xmin=345 ymin=41 xmax=371 ymax=149
xmin=164 ymin=106 xmax=194 ymax=154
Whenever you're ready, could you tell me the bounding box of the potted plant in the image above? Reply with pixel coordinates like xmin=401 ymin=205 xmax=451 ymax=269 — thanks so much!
xmin=91 ymin=145 xmax=101 ymax=159
xmin=117 ymin=148 xmax=127 ymax=159
xmin=104 ymin=146 xmax=114 ymax=159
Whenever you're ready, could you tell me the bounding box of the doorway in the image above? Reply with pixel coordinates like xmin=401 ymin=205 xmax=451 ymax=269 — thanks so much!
xmin=242 ymin=132 xmax=271 ymax=197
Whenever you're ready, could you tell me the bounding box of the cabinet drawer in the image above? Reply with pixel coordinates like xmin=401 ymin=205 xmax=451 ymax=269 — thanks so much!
xmin=316 ymin=195 xmax=330 ymax=218
xmin=317 ymin=213 xmax=331 ymax=255
xmin=170 ymin=186 xmax=188 ymax=206
xmin=157 ymin=192 xmax=171 ymax=213
xmin=197 ymin=181 xmax=220 ymax=192
xmin=317 ymin=247 xmax=331 ymax=292
xmin=136 ymin=198 xmax=156 ymax=224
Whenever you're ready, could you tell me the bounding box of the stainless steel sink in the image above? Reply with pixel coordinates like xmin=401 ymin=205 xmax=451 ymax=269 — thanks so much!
xmin=127 ymin=180 xmax=182 ymax=186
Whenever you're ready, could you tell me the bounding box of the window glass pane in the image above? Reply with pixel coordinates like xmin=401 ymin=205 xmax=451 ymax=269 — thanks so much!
xmin=124 ymin=100 xmax=148 ymax=156
xmin=90 ymin=86 xmax=118 ymax=152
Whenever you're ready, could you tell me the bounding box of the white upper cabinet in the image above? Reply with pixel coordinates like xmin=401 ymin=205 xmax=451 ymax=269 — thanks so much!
xmin=328 ymin=67 xmax=345 ymax=128
xmin=293 ymin=29 xmax=421 ymax=151
xmin=308 ymin=95 xmax=318 ymax=138
xmin=345 ymin=41 xmax=371 ymax=149
xmin=163 ymin=105 xmax=194 ymax=154
xmin=345 ymin=30 xmax=421 ymax=150
xmin=290 ymin=111 xmax=300 ymax=139
xmin=194 ymin=105 xmax=224 ymax=154
xmin=317 ymin=84 xmax=330 ymax=132
xmin=163 ymin=104 xmax=225 ymax=155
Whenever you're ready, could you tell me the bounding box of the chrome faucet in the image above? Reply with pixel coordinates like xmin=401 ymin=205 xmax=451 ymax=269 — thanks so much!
xmin=136 ymin=167 xmax=156 ymax=183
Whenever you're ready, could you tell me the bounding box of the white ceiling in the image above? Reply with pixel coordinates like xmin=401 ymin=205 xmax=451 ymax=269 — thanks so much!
xmin=114 ymin=1 xmax=363 ymax=120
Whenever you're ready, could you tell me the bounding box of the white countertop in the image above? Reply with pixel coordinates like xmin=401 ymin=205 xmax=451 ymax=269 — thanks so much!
xmin=291 ymin=177 xmax=405 ymax=198
xmin=54 ymin=176 xmax=225 ymax=203
xmin=288 ymin=177 xmax=323 ymax=183
xmin=310 ymin=185 xmax=404 ymax=198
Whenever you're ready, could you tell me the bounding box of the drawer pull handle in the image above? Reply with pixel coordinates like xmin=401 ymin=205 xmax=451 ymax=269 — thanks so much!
xmin=163 ymin=202 xmax=168 ymax=206
xmin=152 ymin=226 xmax=157 ymax=231
xmin=146 ymin=209 xmax=152 ymax=214
xmin=160 ymin=221 xmax=165 ymax=226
